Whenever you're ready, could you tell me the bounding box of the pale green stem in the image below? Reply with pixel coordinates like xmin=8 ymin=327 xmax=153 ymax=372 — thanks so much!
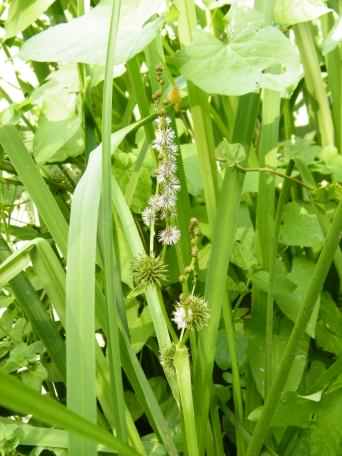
xmin=294 ymin=23 xmax=335 ymax=147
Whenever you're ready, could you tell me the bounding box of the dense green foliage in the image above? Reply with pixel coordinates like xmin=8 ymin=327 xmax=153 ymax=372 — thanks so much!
xmin=0 ymin=0 xmax=342 ymax=455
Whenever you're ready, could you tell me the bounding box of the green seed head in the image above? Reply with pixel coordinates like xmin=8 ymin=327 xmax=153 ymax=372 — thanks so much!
xmin=172 ymin=294 xmax=210 ymax=331
xmin=160 ymin=343 xmax=176 ymax=375
xmin=132 ymin=254 xmax=167 ymax=288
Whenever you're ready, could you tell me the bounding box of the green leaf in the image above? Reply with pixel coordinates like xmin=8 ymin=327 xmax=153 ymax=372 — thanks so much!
xmin=0 ymin=369 xmax=139 ymax=455
xmin=65 ymin=144 xmax=101 ymax=454
xmin=284 ymin=137 xmax=321 ymax=163
xmin=248 ymin=317 xmax=309 ymax=398
xmin=177 ymin=7 xmax=301 ymax=96
xmin=0 ymin=244 xmax=33 ymax=288
xmin=20 ymin=363 xmax=48 ymax=392
xmin=9 ymin=424 xmax=116 ymax=452
xmin=215 ymin=328 xmax=248 ymax=370
xmin=274 ymin=0 xmax=331 ymax=27
xmin=112 ymin=150 xmax=152 ymax=214
xmin=321 ymin=146 xmax=342 ymax=182
xmin=3 ymin=341 xmax=45 ymax=373
xmin=231 ymin=227 xmax=257 ymax=270
xmin=180 ymin=144 xmax=203 ymax=196
xmin=0 ymin=423 xmax=22 ymax=454
xmin=31 ymin=65 xmax=84 ymax=164
xmin=34 ymin=114 xmax=83 ymax=164
xmin=5 ymin=0 xmax=56 ymax=38
xmin=127 ymin=302 xmax=153 ymax=353
xmin=20 ymin=0 xmax=164 ymax=65
xmin=215 ymin=139 xmax=246 ymax=167
xmin=248 ymin=391 xmax=320 ymax=428
xmin=252 ymin=257 xmax=321 ymax=338
xmin=279 ymin=202 xmax=325 ymax=248
xmin=316 ymin=293 xmax=342 ymax=354
xmin=0 ymin=126 xmax=69 ymax=256
xmin=323 ymin=16 xmax=342 ymax=55
xmin=309 ymin=389 xmax=342 ymax=456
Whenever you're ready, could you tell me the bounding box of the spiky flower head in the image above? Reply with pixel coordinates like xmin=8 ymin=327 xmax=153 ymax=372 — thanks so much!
xmin=160 ymin=343 xmax=176 ymax=375
xmin=132 ymin=255 xmax=167 ymax=287
xmin=172 ymin=294 xmax=210 ymax=331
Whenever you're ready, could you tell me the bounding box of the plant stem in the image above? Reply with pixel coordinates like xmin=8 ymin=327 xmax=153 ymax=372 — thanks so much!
xmin=236 ymin=165 xmax=313 ymax=190
xmin=196 ymin=166 xmax=244 ymax=454
xmin=174 ymin=346 xmax=200 ymax=456
xmin=247 ymin=200 xmax=342 ymax=456
xmin=255 ymin=87 xmax=280 ymax=398
xmin=175 ymin=0 xmax=218 ymax=229
xmin=294 ymin=23 xmax=335 ymax=147
xmin=222 ymin=294 xmax=245 ymax=456
xmin=100 ymin=0 xmax=127 ymax=442
xmin=322 ymin=12 xmax=342 ymax=153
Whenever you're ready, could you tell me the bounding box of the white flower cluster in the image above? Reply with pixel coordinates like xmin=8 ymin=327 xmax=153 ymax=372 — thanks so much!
xmin=143 ymin=115 xmax=181 ymax=246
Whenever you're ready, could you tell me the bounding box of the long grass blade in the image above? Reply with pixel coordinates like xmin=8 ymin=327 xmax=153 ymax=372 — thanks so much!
xmin=0 ymin=126 xmax=68 ymax=256
xmin=66 ymin=145 xmax=101 ymax=455
xmin=0 ymin=369 xmax=139 ymax=456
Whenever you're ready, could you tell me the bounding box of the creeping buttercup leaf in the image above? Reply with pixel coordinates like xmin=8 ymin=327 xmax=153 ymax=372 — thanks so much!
xmin=21 ymin=363 xmax=48 ymax=391
xmin=177 ymin=7 xmax=301 ymax=96
xmin=251 ymin=261 xmax=320 ymax=338
xmin=321 ymin=146 xmax=342 ymax=182
xmin=20 ymin=0 xmax=165 ymax=65
xmin=248 ymin=391 xmax=320 ymax=428
xmin=283 ymin=137 xmax=321 ymax=164
xmin=273 ymin=0 xmax=331 ymax=27
xmin=279 ymin=202 xmax=324 ymax=248
xmin=215 ymin=328 xmax=248 ymax=370
xmin=314 ymin=183 xmax=342 ymax=205
xmin=215 ymin=139 xmax=246 ymax=166
xmin=308 ymin=389 xmax=342 ymax=456
xmin=248 ymin=316 xmax=309 ymax=398
xmin=3 ymin=341 xmax=45 ymax=373
xmin=316 ymin=293 xmax=342 ymax=355
xmin=5 ymin=0 xmax=56 ymax=38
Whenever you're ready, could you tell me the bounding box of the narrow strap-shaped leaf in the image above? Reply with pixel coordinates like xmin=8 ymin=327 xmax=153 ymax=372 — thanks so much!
xmin=0 ymin=369 xmax=139 ymax=456
xmin=11 ymin=424 xmax=115 ymax=453
xmin=100 ymin=0 xmax=127 ymax=441
xmin=0 ymin=237 xmax=66 ymax=380
xmin=0 ymin=241 xmax=33 ymax=287
xmin=174 ymin=346 xmax=199 ymax=456
xmin=0 ymin=126 xmax=68 ymax=256
xmin=66 ymin=147 xmax=101 ymax=455
xmin=196 ymin=167 xmax=244 ymax=453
